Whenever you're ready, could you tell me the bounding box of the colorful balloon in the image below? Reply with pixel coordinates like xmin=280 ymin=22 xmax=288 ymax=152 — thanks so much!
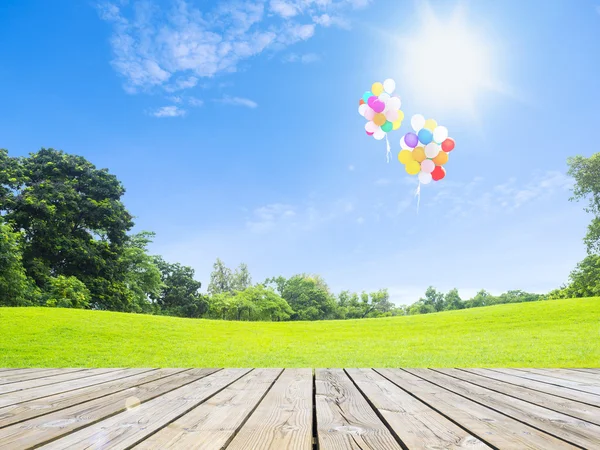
xmin=418 ymin=129 xmax=433 ymax=145
xmin=385 ymin=108 xmax=399 ymax=122
xmin=364 ymin=107 xmax=375 ymax=121
xmin=425 ymin=142 xmax=440 ymax=158
xmin=405 ymin=132 xmax=419 ymax=148
xmin=383 ymin=78 xmax=396 ymax=94
xmin=362 ymin=91 xmax=373 ymax=103
xmin=433 ymin=126 xmax=448 ymax=144
xmin=373 ymin=128 xmax=386 ymax=140
xmin=432 ymin=150 xmax=448 ymax=165
xmin=373 ymin=113 xmax=386 ymax=127
xmin=387 ymin=96 xmax=401 ymax=111
xmin=412 ymin=146 xmax=426 ymax=162
xmin=366 ymin=130 xmax=374 ymax=136
xmin=392 ymin=118 xmax=402 ymax=130
xmin=358 ymin=104 xmax=368 ymax=116
xmin=371 ymin=99 xmax=385 ymax=113
xmin=420 ymin=159 xmax=435 ymax=174
xmin=359 ymin=99 xmax=365 ymax=106
xmin=442 ymin=138 xmax=455 ymax=152
xmin=367 ymin=96 xmax=378 ymax=109
xmin=400 ymin=136 xmax=409 ymax=149
xmin=418 ymin=171 xmax=432 ymax=184
xmin=431 ymin=166 xmax=446 ymax=181
xmin=398 ymin=150 xmax=414 ymax=164
xmin=371 ymin=82 xmax=384 ymax=96
xmin=424 ymin=118 xmax=438 ymax=130
xmin=378 ymin=93 xmax=390 ymax=103
xmin=411 ymin=114 xmax=425 ymax=131
xmin=405 ymin=160 xmax=421 ymax=175
xmin=381 ymin=121 xmax=393 ymax=132
xmin=365 ymin=121 xmax=378 ymax=133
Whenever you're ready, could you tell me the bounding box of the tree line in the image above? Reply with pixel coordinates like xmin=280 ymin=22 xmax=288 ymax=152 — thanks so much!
xmin=1 ymin=148 xmax=599 ymax=320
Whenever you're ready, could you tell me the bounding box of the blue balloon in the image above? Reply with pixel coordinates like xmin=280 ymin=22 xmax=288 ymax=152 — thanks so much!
xmin=362 ymin=91 xmax=373 ymax=103
xmin=418 ymin=128 xmax=433 ymax=145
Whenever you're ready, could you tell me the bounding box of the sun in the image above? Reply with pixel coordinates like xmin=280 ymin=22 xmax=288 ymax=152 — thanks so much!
xmin=397 ymin=3 xmax=499 ymax=116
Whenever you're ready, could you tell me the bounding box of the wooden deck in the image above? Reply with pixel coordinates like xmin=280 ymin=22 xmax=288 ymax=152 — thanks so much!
xmin=0 ymin=369 xmax=599 ymax=449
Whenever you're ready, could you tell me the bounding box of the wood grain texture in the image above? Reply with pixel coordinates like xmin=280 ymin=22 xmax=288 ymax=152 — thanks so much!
xmin=315 ymin=368 xmax=402 ymax=449
xmin=408 ymin=368 xmax=600 ymax=449
xmin=493 ymin=368 xmax=600 ymax=396
xmin=0 ymin=369 xmax=219 ymax=449
xmin=516 ymin=368 xmax=600 ymax=385
xmin=227 ymin=368 xmax=313 ymax=450
xmin=346 ymin=368 xmax=488 ymax=449
xmin=464 ymin=369 xmax=600 ymax=408
xmin=38 ymin=369 xmax=248 ymax=450
xmin=437 ymin=369 xmax=600 ymax=426
xmin=135 ymin=368 xmax=281 ymax=450
xmin=0 ymin=369 xmax=85 ymax=387
xmin=377 ymin=369 xmax=576 ymax=449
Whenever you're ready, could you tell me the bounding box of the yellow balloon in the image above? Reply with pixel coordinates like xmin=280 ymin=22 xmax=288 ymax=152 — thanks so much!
xmin=412 ymin=146 xmax=426 ymax=163
xmin=405 ymin=160 xmax=421 ymax=175
xmin=424 ymin=119 xmax=438 ymax=130
xmin=373 ymin=113 xmax=386 ymax=126
xmin=371 ymin=82 xmax=384 ymax=96
xmin=397 ymin=110 xmax=405 ymax=121
xmin=398 ymin=150 xmax=414 ymax=164
xmin=432 ymin=151 xmax=449 ymax=166
xmin=392 ymin=118 xmax=402 ymax=130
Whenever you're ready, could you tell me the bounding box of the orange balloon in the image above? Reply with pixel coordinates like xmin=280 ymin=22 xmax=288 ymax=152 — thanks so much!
xmin=359 ymin=99 xmax=365 ymax=106
xmin=432 ymin=151 xmax=449 ymax=165
xmin=373 ymin=113 xmax=386 ymax=127
xmin=412 ymin=146 xmax=426 ymax=162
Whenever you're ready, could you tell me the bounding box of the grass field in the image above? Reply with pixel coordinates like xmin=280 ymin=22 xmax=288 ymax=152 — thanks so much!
xmin=1 ymin=297 xmax=599 ymax=367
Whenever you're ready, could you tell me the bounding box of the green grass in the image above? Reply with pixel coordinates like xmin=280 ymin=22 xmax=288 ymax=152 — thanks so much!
xmin=1 ymin=297 xmax=599 ymax=367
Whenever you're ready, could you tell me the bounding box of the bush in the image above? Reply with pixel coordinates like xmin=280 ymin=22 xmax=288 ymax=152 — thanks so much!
xmin=45 ymin=275 xmax=91 ymax=309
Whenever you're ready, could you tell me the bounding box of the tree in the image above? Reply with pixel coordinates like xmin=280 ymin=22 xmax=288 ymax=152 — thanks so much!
xmin=0 ymin=148 xmax=134 ymax=309
xmin=419 ymin=286 xmax=445 ymax=312
xmin=0 ymin=219 xmax=39 ymax=306
xmin=463 ymin=289 xmax=495 ymax=308
xmin=568 ymin=153 xmax=600 ymax=254
xmin=408 ymin=301 xmax=435 ymax=315
xmin=206 ymin=285 xmax=293 ymax=321
xmin=557 ymin=255 xmax=600 ymax=298
xmin=153 ymin=257 xmax=208 ymax=318
xmin=281 ymin=274 xmax=337 ymax=321
xmin=45 ymin=275 xmax=91 ymax=308
xmin=119 ymin=232 xmax=163 ymax=313
xmin=264 ymin=276 xmax=287 ymax=296
xmin=444 ymin=288 xmax=463 ymax=311
xmin=207 ymin=258 xmax=233 ymax=295
xmin=232 ymin=263 xmax=252 ymax=291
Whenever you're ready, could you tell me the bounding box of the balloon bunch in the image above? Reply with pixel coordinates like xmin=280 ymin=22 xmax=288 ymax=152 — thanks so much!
xmin=358 ymin=79 xmax=404 ymax=161
xmin=398 ymin=114 xmax=455 ymax=185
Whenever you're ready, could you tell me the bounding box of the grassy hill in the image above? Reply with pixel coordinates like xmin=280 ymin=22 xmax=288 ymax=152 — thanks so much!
xmin=1 ymin=297 xmax=598 ymax=367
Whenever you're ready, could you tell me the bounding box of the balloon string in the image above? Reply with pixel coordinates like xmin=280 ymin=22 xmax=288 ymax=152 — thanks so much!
xmin=385 ymin=134 xmax=391 ymax=163
xmin=415 ymin=181 xmax=421 ymax=214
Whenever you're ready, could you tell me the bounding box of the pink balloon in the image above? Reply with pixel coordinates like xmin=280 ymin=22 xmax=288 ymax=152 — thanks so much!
xmin=364 ymin=106 xmax=375 ymax=121
xmin=366 ymin=131 xmax=374 ymax=136
xmin=372 ymin=100 xmax=385 ymax=113
xmin=367 ymin=96 xmax=378 ymax=109
xmin=385 ymin=108 xmax=399 ymax=122
xmin=365 ymin=121 xmax=378 ymax=133
xmin=420 ymin=159 xmax=435 ymax=174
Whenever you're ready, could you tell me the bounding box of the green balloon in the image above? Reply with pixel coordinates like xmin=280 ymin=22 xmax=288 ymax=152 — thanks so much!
xmin=381 ymin=121 xmax=393 ymax=132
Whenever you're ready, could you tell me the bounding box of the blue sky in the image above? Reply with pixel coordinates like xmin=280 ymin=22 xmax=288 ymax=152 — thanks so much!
xmin=1 ymin=0 xmax=599 ymax=305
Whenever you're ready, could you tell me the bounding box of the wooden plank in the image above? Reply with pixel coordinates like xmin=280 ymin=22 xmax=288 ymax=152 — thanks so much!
xmin=226 ymin=369 xmax=313 ymax=450
xmin=493 ymin=368 xmax=600 ymax=396
xmin=0 ymin=369 xmax=116 ymax=396
xmin=346 ymin=368 xmax=488 ymax=449
xmin=0 ymin=369 xmax=83 ymax=386
xmin=315 ymin=368 xmax=402 ymax=449
xmin=0 ymin=368 xmax=220 ymax=449
xmin=0 ymin=369 xmax=160 ymax=427
xmin=134 ymin=368 xmax=281 ymax=449
xmin=438 ymin=369 xmax=600 ymax=426
xmin=377 ymin=369 xmax=575 ymax=449
xmin=464 ymin=369 xmax=600 ymax=408
xmin=38 ymin=368 xmax=249 ymax=450
xmin=408 ymin=369 xmax=600 ymax=449
xmin=517 ymin=368 xmax=600 ymax=386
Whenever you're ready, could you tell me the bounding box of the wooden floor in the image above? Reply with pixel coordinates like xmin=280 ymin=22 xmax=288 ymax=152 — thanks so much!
xmin=0 ymin=369 xmax=599 ymax=449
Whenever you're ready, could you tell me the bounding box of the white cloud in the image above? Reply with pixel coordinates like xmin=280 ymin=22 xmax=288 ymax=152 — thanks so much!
xmin=188 ymin=96 xmax=204 ymax=107
xmin=97 ymin=0 xmax=362 ymax=95
xmin=149 ymin=105 xmax=186 ymax=117
xmin=167 ymin=95 xmax=182 ymax=103
xmin=215 ymin=95 xmax=258 ymax=108
xmin=284 ymin=52 xmax=320 ymax=63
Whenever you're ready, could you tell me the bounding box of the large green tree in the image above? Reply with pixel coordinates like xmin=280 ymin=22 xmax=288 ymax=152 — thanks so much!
xmin=568 ymin=153 xmax=600 ymax=254
xmin=207 ymin=258 xmax=233 ymax=295
xmin=1 ymin=148 xmax=134 ymax=309
xmin=281 ymin=274 xmax=337 ymax=321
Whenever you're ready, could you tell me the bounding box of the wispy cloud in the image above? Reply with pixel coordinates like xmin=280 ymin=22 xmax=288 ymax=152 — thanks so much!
xmin=284 ymin=52 xmax=321 ymax=63
xmin=214 ymin=95 xmax=258 ymax=108
xmin=97 ymin=0 xmax=362 ymax=94
xmin=188 ymin=96 xmax=204 ymax=107
xmin=149 ymin=105 xmax=186 ymax=117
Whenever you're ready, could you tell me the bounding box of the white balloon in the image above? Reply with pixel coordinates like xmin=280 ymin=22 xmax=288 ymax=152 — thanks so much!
xmin=383 ymin=78 xmax=396 ymax=94
xmin=425 ymin=142 xmax=440 ymax=158
xmin=365 ymin=121 xmax=378 ymax=133
xmin=400 ymin=136 xmax=410 ymax=150
xmin=433 ymin=126 xmax=449 ymax=144
xmin=418 ymin=172 xmax=432 ymax=184
xmin=378 ymin=92 xmax=391 ymax=103
xmin=411 ymin=114 xmax=426 ymax=132
xmin=387 ymin=96 xmax=401 ymax=111
xmin=358 ymin=104 xmax=368 ymax=117
xmin=373 ymin=128 xmax=386 ymax=140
